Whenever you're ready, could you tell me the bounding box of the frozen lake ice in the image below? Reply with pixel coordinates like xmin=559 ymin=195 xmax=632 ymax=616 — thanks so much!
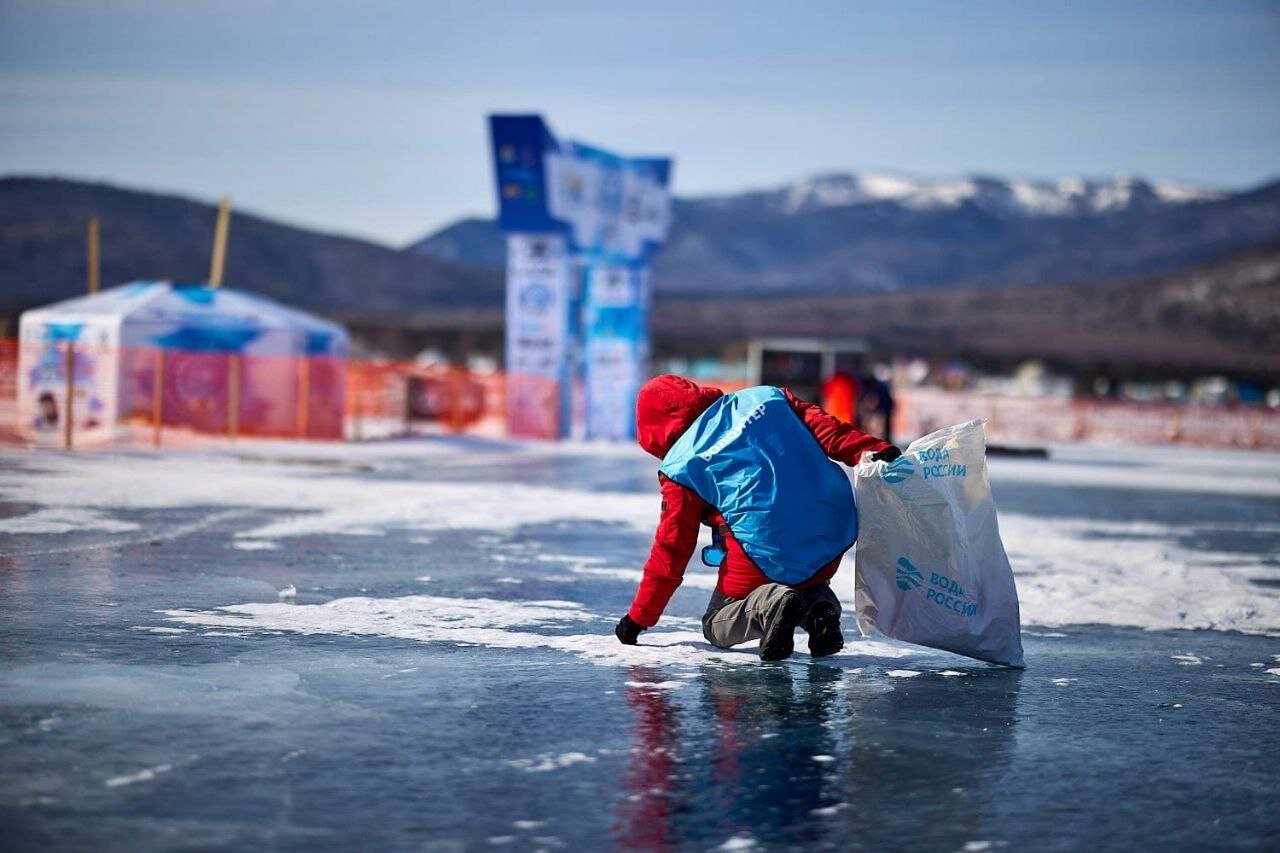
xmin=1 ymin=438 xmax=1278 ymax=850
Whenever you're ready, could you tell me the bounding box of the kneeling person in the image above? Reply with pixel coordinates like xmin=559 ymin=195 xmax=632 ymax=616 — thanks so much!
xmin=614 ymin=375 xmax=899 ymax=661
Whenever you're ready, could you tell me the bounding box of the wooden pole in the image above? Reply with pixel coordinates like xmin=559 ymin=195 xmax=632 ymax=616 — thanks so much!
xmin=152 ymin=348 xmax=164 ymax=448
xmin=296 ymin=356 xmax=311 ymax=438
xmin=209 ymin=197 xmax=232 ymax=287
xmin=227 ymin=354 xmax=240 ymax=440
xmin=87 ymin=215 xmax=100 ymax=295
xmin=63 ymin=342 xmax=75 ymax=450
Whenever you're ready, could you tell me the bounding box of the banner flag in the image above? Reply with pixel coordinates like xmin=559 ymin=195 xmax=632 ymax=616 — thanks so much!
xmin=489 ymin=114 xmax=672 ymax=440
xmin=582 ymin=263 xmax=644 ymax=440
xmin=504 ymin=233 xmax=573 ymax=439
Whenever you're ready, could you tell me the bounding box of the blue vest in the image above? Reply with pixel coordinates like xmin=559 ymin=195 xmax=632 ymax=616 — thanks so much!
xmin=659 ymin=386 xmax=858 ymax=585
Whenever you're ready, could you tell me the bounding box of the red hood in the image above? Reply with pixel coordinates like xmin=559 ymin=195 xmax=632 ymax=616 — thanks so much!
xmin=636 ymin=375 xmax=724 ymax=459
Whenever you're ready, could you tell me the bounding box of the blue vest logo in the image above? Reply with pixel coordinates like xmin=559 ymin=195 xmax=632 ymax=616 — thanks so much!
xmin=659 ymin=386 xmax=857 ymax=585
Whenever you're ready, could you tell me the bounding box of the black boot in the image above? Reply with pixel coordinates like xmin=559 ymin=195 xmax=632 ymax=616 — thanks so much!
xmin=759 ymin=591 xmax=805 ymax=661
xmin=807 ymin=602 xmax=845 ymax=658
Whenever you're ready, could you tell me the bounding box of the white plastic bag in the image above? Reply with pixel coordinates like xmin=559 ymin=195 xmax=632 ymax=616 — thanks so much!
xmin=853 ymin=420 xmax=1024 ymax=667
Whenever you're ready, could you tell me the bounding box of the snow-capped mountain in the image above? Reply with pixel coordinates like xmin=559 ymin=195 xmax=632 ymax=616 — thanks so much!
xmin=725 ymin=172 xmax=1223 ymax=217
xmin=411 ymin=170 xmax=1276 ymax=298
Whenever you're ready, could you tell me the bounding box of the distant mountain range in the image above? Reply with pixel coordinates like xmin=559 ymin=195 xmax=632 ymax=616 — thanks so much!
xmin=2 ymin=173 xmax=1278 ymax=376
xmin=410 ymin=172 xmax=1280 ymax=295
xmin=0 ymin=177 xmax=500 ymax=325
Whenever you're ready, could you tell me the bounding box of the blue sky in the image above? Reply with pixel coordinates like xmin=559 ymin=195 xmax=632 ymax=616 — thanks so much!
xmin=1 ymin=0 xmax=1277 ymax=245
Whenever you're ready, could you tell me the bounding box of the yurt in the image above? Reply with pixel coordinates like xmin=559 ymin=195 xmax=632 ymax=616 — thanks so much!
xmin=17 ymin=281 xmax=349 ymax=444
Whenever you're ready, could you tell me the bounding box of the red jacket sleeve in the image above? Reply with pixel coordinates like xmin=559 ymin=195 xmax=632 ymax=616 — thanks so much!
xmin=628 ymin=474 xmax=704 ymax=628
xmin=783 ymin=387 xmax=891 ymax=466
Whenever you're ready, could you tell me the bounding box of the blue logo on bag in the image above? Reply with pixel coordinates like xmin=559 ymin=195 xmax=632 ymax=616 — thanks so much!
xmin=883 ymin=456 xmax=915 ymax=484
xmin=895 ymin=557 xmax=924 ymax=590
xmin=896 ymin=556 xmax=980 ymax=617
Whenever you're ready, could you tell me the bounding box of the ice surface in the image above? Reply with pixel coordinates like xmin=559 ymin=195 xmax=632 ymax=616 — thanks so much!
xmin=2 ymin=438 xmax=1279 ymax=850
xmin=3 ymin=440 xmax=1277 ymax=637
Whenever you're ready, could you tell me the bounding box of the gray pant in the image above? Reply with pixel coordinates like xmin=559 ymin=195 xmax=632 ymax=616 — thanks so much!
xmin=702 ymin=582 xmax=841 ymax=649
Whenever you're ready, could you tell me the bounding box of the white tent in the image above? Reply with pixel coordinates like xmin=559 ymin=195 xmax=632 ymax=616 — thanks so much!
xmin=18 ymin=281 xmax=349 ymax=443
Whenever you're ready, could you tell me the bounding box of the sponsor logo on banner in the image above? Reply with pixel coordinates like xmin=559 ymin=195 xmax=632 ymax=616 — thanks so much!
xmin=518 ymin=282 xmax=552 ymax=315
xmin=505 ymin=233 xmax=571 ymax=437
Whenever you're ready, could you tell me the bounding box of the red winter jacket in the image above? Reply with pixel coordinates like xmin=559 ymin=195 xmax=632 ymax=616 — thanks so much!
xmin=628 ymin=374 xmax=892 ymax=628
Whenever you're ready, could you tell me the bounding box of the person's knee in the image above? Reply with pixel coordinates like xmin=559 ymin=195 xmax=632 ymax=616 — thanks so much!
xmin=702 ymin=613 xmax=734 ymax=648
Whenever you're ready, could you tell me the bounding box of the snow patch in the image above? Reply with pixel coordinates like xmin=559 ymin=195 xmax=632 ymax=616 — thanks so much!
xmin=1172 ymin=654 xmax=1203 ymax=666
xmin=886 ymin=670 xmax=921 ymax=678
xmin=999 ymin=510 xmax=1280 ymax=635
xmin=810 ymin=803 xmax=850 ymax=817
xmin=0 ymin=507 xmax=139 ymax=535
xmin=157 ymin=592 xmax=919 ymax=669
xmin=233 ymin=540 xmax=279 ymax=551
xmin=105 ymin=763 xmax=173 ymax=788
xmin=506 ymin=752 xmax=596 ymax=773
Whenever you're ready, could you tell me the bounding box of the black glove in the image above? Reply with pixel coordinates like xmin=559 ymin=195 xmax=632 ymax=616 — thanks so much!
xmin=615 ymin=614 xmax=645 ymax=645
xmin=870 ymin=446 xmax=903 ymax=463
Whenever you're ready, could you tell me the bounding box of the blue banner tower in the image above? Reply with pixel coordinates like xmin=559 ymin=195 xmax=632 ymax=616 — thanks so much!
xmin=488 ymin=115 xmax=672 ymax=440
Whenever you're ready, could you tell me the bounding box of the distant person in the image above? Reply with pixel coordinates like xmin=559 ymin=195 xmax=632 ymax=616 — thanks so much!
xmin=864 ymin=367 xmax=896 ymax=446
xmin=820 ymin=370 xmax=860 ymax=427
xmin=33 ymin=391 xmax=58 ymax=431
xmin=614 ymin=375 xmax=899 ymax=661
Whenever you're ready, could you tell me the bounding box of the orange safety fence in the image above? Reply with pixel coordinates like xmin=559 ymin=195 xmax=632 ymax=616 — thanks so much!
xmin=346 ymin=359 xmax=509 ymax=439
xmin=109 ymin=348 xmax=348 ymax=441
xmin=8 ymin=338 xmax=349 ymax=448
xmin=2 ymin=338 xmax=1278 ymax=450
xmin=0 ymin=337 xmax=20 ymax=446
xmin=895 ymin=387 xmax=1280 ymax=450
xmin=0 ymin=337 xmax=514 ymax=447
